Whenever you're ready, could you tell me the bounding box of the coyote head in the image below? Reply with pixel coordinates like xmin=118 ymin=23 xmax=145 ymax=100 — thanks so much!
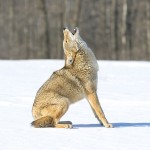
xmin=63 ymin=27 xmax=85 ymax=66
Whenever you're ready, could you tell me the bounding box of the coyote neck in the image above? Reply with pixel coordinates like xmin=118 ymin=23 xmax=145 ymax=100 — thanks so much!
xmin=73 ymin=46 xmax=99 ymax=73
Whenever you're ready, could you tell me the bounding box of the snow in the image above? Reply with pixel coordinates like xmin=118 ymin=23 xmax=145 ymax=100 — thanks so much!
xmin=0 ymin=60 xmax=150 ymax=150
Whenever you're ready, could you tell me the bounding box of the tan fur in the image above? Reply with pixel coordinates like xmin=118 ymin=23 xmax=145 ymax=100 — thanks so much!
xmin=31 ymin=27 xmax=112 ymax=128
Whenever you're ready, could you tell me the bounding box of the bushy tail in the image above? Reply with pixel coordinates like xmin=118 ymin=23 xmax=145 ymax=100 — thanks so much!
xmin=31 ymin=116 xmax=55 ymax=128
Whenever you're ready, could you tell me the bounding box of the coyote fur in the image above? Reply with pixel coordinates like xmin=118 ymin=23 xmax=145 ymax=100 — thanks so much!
xmin=31 ymin=27 xmax=112 ymax=128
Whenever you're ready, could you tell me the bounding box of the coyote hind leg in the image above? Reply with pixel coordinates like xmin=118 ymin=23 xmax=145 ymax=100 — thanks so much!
xmin=32 ymin=95 xmax=72 ymax=128
xmin=31 ymin=117 xmax=72 ymax=128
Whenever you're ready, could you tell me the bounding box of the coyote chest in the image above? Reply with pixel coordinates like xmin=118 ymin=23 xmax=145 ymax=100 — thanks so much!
xmin=53 ymin=69 xmax=85 ymax=103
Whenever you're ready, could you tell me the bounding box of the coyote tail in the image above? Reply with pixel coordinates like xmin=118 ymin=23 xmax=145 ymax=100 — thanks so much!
xmin=31 ymin=116 xmax=55 ymax=128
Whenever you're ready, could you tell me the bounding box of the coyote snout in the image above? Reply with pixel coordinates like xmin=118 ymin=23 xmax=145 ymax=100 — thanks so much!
xmin=31 ymin=27 xmax=112 ymax=128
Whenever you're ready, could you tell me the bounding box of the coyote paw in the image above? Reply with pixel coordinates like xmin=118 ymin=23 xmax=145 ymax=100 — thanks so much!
xmin=66 ymin=124 xmax=73 ymax=129
xmin=105 ymin=123 xmax=113 ymax=128
xmin=55 ymin=121 xmax=73 ymax=129
xmin=56 ymin=123 xmax=73 ymax=129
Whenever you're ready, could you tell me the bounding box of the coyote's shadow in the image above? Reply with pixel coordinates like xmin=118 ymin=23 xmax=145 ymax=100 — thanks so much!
xmin=73 ymin=122 xmax=150 ymax=128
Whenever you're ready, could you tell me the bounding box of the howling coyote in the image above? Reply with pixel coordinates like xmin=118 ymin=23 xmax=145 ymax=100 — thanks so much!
xmin=31 ymin=27 xmax=112 ymax=128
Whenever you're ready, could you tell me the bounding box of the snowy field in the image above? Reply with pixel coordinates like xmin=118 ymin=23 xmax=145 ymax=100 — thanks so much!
xmin=0 ymin=60 xmax=150 ymax=150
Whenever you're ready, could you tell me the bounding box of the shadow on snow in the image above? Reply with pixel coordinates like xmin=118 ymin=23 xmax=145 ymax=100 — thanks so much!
xmin=73 ymin=122 xmax=150 ymax=128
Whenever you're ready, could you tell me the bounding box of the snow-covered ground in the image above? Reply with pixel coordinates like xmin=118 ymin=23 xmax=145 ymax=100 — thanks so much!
xmin=0 ymin=60 xmax=150 ymax=150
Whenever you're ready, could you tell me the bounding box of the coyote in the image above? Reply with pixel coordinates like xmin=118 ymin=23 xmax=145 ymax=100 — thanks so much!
xmin=31 ymin=27 xmax=112 ymax=128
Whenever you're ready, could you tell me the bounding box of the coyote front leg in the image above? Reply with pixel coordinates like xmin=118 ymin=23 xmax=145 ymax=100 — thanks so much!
xmin=89 ymin=104 xmax=103 ymax=125
xmin=87 ymin=92 xmax=113 ymax=128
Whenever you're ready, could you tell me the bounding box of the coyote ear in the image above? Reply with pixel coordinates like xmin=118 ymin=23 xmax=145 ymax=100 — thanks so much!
xmin=74 ymin=27 xmax=79 ymax=36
